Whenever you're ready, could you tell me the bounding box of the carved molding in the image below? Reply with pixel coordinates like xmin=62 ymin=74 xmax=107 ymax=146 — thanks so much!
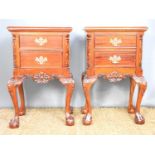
xmin=30 ymin=72 xmax=75 ymax=84
xmin=8 ymin=76 xmax=25 ymax=87
xmin=32 ymin=72 xmax=52 ymax=84
xmin=83 ymin=72 xmax=128 ymax=83
xmin=9 ymin=73 xmax=75 ymax=85
xmin=64 ymin=34 xmax=69 ymax=67
xmin=133 ymin=75 xmax=146 ymax=85
xmin=138 ymin=34 xmax=143 ymax=68
xmin=59 ymin=78 xmax=75 ymax=84
xmin=12 ymin=34 xmax=17 ymax=68
xmin=105 ymin=71 xmax=126 ymax=82
xmin=10 ymin=73 xmax=75 ymax=85
xmin=83 ymin=77 xmax=97 ymax=83
xmin=87 ymin=34 xmax=92 ymax=68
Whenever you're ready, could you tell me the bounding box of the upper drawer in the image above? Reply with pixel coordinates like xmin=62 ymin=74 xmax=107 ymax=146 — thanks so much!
xmin=94 ymin=34 xmax=137 ymax=48
xmin=19 ymin=35 xmax=63 ymax=50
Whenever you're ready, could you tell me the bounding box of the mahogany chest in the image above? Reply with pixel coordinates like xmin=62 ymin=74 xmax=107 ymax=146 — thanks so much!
xmin=82 ymin=27 xmax=147 ymax=125
xmin=7 ymin=27 xmax=75 ymax=128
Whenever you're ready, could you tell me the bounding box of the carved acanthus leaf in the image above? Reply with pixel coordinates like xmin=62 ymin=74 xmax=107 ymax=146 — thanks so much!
xmin=8 ymin=76 xmax=25 ymax=86
xmin=59 ymin=78 xmax=75 ymax=84
xmin=133 ymin=76 xmax=146 ymax=85
xmin=83 ymin=77 xmax=96 ymax=83
xmin=105 ymin=71 xmax=126 ymax=82
xmin=32 ymin=72 xmax=52 ymax=84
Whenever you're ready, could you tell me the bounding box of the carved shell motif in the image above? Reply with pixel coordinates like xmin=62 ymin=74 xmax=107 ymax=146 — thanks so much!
xmin=32 ymin=72 xmax=52 ymax=84
xmin=105 ymin=71 xmax=126 ymax=82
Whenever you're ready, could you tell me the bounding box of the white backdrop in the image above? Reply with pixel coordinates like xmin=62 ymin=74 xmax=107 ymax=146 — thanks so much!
xmin=0 ymin=0 xmax=155 ymax=153
xmin=0 ymin=19 xmax=155 ymax=108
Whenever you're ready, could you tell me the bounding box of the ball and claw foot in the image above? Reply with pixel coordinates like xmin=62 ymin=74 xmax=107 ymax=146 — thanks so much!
xmin=66 ymin=113 xmax=74 ymax=126
xmin=83 ymin=113 xmax=92 ymax=125
xmin=128 ymin=106 xmax=135 ymax=114
xmin=9 ymin=116 xmax=19 ymax=128
xmin=135 ymin=112 xmax=145 ymax=124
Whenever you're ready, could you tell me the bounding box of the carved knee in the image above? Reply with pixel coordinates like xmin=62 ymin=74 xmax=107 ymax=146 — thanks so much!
xmin=7 ymin=78 xmax=17 ymax=95
xmin=133 ymin=76 xmax=147 ymax=86
xmin=59 ymin=77 xmax=75 ymax=89
xmin=83 ymin=77 xmax=97 ymax=90
xmin=8 ymin=77 xmax=24 ymax=89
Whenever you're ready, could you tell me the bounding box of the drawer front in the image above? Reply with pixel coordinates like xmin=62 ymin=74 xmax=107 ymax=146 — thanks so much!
xmin=95 ymin=52 xmax=136 ymax=67
xmin=20 ymin=35 xmax=63 ymax=49
xmin=20 ymin=52 xmax=62 ymax=68
xmin=95 ymin=34 xmax=136 ymax=48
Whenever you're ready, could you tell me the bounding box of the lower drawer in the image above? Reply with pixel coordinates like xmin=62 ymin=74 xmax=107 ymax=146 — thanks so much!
xmin=95 ymin=52 xmax=136 ymax=67
xmin=20 ymin=52 xmax=62 ymax=68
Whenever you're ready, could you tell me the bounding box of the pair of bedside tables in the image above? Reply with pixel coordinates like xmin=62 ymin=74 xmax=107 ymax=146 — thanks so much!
xmin=7 ymin=26 xmax=147 ymax=128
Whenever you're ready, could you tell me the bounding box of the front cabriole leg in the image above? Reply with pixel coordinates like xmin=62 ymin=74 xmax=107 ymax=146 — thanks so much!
xmin=82 ymin=75 xmax=97 ymax=125
xmin=81 ymin=72 xmax=88 ymax=114
xmin=7 ymin=77 xmax=25 ymax=128
xmin=128 ymin=77 xmax=136 ymax=114
xmin=59 ymin=77 xmax=75 ymax=126
xmin=18 ymin=83 xmax=26 ymax=116
xmin=133 ymin=76 xmax=147 ymax=124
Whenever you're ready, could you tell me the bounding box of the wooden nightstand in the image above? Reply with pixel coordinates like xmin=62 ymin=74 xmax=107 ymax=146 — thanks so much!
xmin=7 ymin=27 xmax=75 ymax=128
xmin=82 ymin=27 xmax=147 ymax=125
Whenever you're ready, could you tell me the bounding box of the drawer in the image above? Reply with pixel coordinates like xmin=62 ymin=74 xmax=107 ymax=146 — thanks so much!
xmin=20 ymin=35 xmax=63 ymax=49
xmin=94 ymin=34 xmax=136 ymax=48
xmin=20 ymin=52 xmax=62 ymax=68
xmin=95 ymin=52 xmax=136 ymax=67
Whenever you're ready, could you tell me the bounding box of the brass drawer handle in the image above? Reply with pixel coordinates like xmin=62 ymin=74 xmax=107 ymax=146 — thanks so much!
xmin=110 ymin=37 xmax=122 ymax=46
xmin=109 ymin=55 xmax=121 ymax=64
xmin=35 ymin=56 xmax=48 ymax=65
xmin=34 ymin=37 xmax=48 ymax=46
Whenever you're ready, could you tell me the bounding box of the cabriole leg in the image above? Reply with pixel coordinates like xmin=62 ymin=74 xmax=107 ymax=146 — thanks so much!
xmin=128 ymin=77 xmax=136 ymax=113
xmin=7 ymin=77 xmax=25 ymax=128
xmin=133 ymin=76 xmax=147 ymax=124
xmin=82 ymin=76 xmax=97 ymax=125
xmin=18 ymin=83 xmax=26 ymax=116
xmin=59 ymin=77 xmax=75 ymax=126
xmin=81 ymin=72 xmax=88 ymax=114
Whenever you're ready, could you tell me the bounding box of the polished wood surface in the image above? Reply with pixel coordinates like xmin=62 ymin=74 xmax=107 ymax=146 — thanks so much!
xmin=95 ymin=34 xmax=136 ymax=47
xmin=95 ymin=52 xmax=135 ymax=67
xmin=20 ymin=52 xmax=62 ymax=68
xmin=7 ymin=27 xmax=75 ymax=128
xmin=20 ymin=35 xmax=63 ymax=49
xmin=82 ymin=27 xmax=147 ymax=125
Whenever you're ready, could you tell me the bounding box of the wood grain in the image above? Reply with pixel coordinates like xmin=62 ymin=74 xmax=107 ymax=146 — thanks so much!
xmin=7 ymin=27 xmax=75 ymax=128
xmin=83 ymin=27 xmax=147 ymax=125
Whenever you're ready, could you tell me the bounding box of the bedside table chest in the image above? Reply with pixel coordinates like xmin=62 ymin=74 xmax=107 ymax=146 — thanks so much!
xmin=7 ymin=27 xmax=75 ymax=128
xmin=82 ymin=27 xmax=147 ymax=125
